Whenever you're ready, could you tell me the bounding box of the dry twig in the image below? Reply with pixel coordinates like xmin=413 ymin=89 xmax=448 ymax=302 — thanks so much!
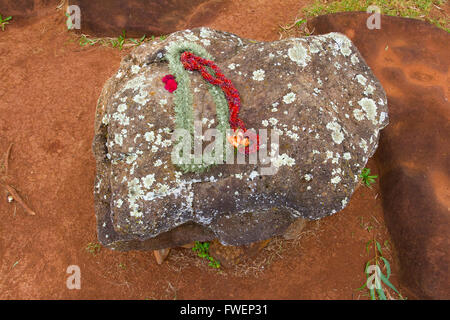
xmin=1 ymin=143 xmax=36 ymax=216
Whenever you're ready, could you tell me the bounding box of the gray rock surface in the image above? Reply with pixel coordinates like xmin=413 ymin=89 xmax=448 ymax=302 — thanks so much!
xmin=92 ymin=27 xmax=388 ymax=250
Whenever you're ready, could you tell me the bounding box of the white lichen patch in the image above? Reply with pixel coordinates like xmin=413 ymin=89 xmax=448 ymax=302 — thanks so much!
xmin=249 ymin=171 xmax=259 ymax=180
xmin=379 ymin=112 xmax=387 ymax=124
xmin=114 ymin=133 xmax=123 ymax=146
xmin=326 ymin=121 xmax=345 ymax=144
xmin=351 ymin=54 xmax=359 ymax=65
xmin=272 ymin=153 xmax=296 ymax=168
xmin=285 ymin=130 xmax=299 ymax=141
xmin=184 ymin=33 xmax=199 ymax=42
xmin=154 ymin=159 xmax=163 ymax=167
xmin=359 ymin=138 xmax=368 ymax=153
xmin=127 ymin=178 xmax=144 ymax=218
xmin=131 ymin=65 xmax=141 ymax=74
xmin=102 ymin=114 xmax=111 ymax=125
xmin=126 ymin=154 xmax=138 ymax=164
xmin=331 ymin=153 xmax=341 ymax=164
xmin=330 ymin=32 xmax=352 ymax=56
xmin=309 ymin=39 xmax=323 ymax=54
xmin=252 ymin=69 xmax=265 ymax=81
xmin=133 ymin=91 xmax=149 ymax=105
xmin=358 ymin=98 xmax=378 ymax=124
xmin=117 ymin=103 xmax=127 ymax=113
xmin=283 ymin=92 xmax=296 ymax=104
xmin=356 ymin=74 xmax=367 ymax=86
xmin=201 ymin=39 xmax=211 ymax=46
xmin=200 ymin=27 xmax=213 ymax=38
xmin=343 ymin=152 xmax=352 ymax=160
xmin=353 ymin=109 xmax=365 ymax=121
xmin=364 ymin=85 xmax=375 ymax=96
xmin=331 ymin=176 xmax=342 ymax=184
xmin=304 ymin=174 xmax=313 ymax=181
xmin=144 ymin=131 xmax=155 ymax=142
xmin=288 ymin=41 xmax=310 ymax=67
xmin=268 ymin=117 xmax=279 ymax=126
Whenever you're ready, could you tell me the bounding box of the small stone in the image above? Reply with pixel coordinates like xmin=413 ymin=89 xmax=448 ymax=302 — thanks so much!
xmin=153 ymin=248 xmax=170 ymax=265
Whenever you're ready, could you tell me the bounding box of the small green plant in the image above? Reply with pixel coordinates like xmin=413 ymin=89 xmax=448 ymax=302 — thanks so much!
xmin=359 ymin=168 xmax=378 ymax=187
xmin=79 ymin=34 xmax=100 ymax=46
xmin=357 ymin=239 xmax=405 ymax=300
xmin=86 ymin=242 xmax=101 ymax=256
xmin=192 ymin=241 xmax=221 ymax=269
xmin=129 ymin=34 xmax=146 ymax=46
xmin=111 ymin=30 xmax=127 ymax=50
xmin=0 ymin=14 xmax=12 ymax=31
xmin=118 ymin=262 xmax=126 ymax=270
xmin=65 ymin=12 xmax=72 ymax=30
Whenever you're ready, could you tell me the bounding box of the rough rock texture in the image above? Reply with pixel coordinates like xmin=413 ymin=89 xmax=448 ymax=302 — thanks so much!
xmin=92 ymin=27 xmax=388 ymax=251
xmin=310 ymin=12 xmax=449 ymax=300
xmin=67 ymin=0 xmax=227 ymax=37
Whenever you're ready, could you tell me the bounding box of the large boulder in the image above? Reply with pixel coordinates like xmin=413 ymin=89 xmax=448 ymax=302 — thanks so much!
xmin=67 ymin=0 xmax=227 ymax=37
xmin=92 ymin=27 xmax=388 ymax=250
xmin=0 ymin=0 xmax=54 ymax=18
xmin=310 ymin=12 xmax=450 ymax=299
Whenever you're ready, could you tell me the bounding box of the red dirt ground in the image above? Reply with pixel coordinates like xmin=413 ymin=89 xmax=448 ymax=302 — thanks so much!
xmin=0 ymin=3 xmax=410 ymax=299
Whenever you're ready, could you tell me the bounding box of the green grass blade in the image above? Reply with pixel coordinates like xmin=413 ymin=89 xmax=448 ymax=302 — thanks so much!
xmin=365 ymin=240 xmax=372 ymax=255
xmin=369 ymin=288 xmax=376 ymax=300
xmin=376 ymin=287 xmax=387 ymax=300
xmin=381 ymin=257 xmax=391 ymax=279
xmin=379 ymin=271 xmax=400 ymax=294
xmin=376 ymin=241 xmax=383 ymax=255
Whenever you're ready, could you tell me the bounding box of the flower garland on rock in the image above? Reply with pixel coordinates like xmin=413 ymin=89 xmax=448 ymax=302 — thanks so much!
xmin=163 ymin=41 xmax=259 ymax=173
xmin=180 ymin=51 xmax=260 ymax=155
xmin=164 ymin=41 xmax=231 ymax=173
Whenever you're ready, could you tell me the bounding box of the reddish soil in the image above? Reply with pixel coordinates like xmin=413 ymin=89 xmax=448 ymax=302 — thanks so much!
xmin=0 ymin=3 xmax=409 ymax=299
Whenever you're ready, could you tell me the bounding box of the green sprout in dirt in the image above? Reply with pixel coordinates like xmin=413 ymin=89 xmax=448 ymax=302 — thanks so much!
xmin=65 ymin=12 xmax=72 ymax=30
xmin=192 ymin=241 xmax=221 ymax=269
xmin=79 ymin=34 xmax=100 ymax=46
xmin=129 ymin=34 xmax=146 ymax=46
xmin=358 ymin=239 xmax=405 ymax=300
xmin=78 ymin=31 xmax=147 ymax=49
xmin=86 ymin=242 xmax=101 ymax=256
xmin=0 ymin=14 xmax=12 ymax=31
xmin=359 ymin=168 xmax=378 ymax=187
xmin=111 ymin=30 xmax=127 ymax=50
